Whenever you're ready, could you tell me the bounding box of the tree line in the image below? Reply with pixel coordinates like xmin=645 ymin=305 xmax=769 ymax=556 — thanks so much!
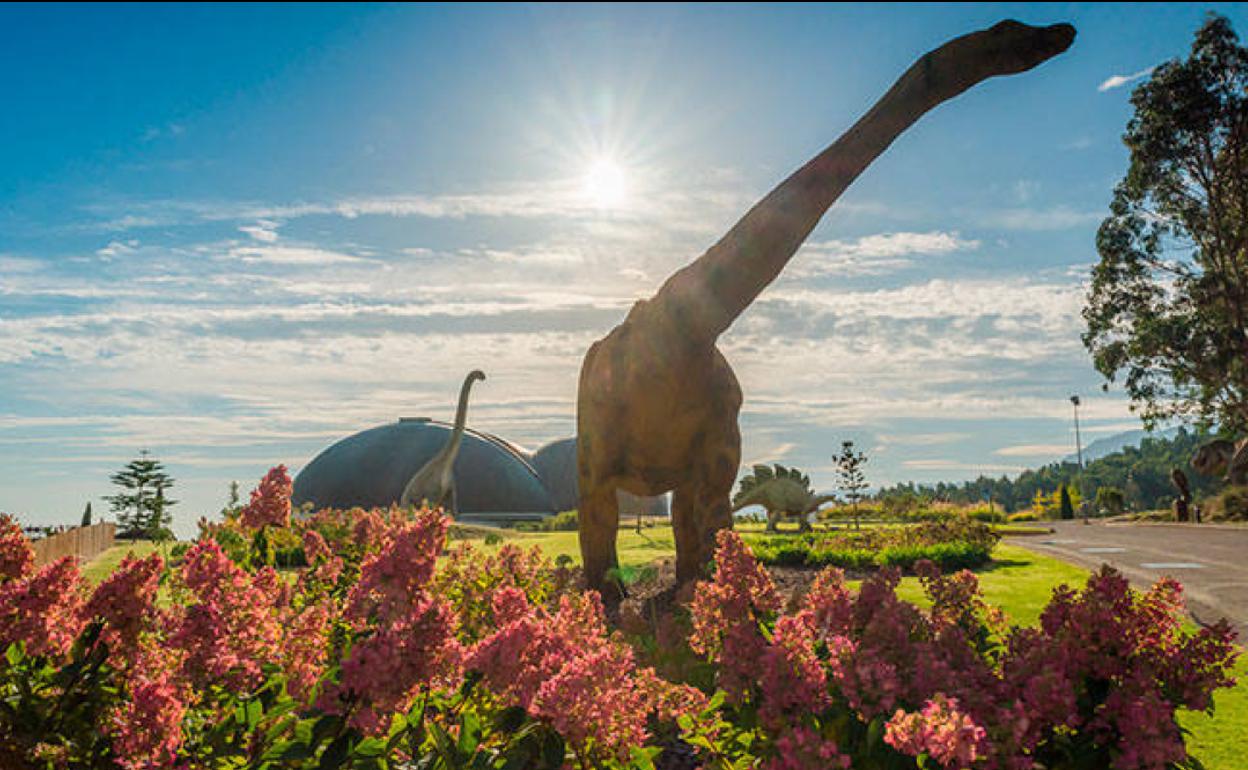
xmin=875 ymin=427 xmax=1219 ymax=514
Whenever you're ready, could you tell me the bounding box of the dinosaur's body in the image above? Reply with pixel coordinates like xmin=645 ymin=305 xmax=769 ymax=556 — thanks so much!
xmin=576 ymin=20 xmax=1075 ymax=593
xmin=1192 ymin=438 xmax=1248 ymax=485
xmin=400 ymin=370 xmax=485 ymax=513
xmin=732 ymin=464 xmax=835 ymax=532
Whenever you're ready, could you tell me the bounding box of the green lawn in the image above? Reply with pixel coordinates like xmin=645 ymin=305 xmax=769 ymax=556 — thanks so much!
xmin=80 ymin=529 xmax=1247 ymax=768
xmin=80 ymin=539 xmax=166 ymax=584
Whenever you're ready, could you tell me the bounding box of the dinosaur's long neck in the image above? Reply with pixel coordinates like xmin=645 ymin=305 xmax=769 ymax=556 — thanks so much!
xmin=650 ymin=20 xmax=1074 ymax=343
xmin=441 ymin=372 xmax=481 ymax=462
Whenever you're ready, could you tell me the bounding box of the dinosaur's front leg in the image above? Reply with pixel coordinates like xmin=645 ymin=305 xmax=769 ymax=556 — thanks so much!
xmin=578 ymin=482 xmax=621 ymax=597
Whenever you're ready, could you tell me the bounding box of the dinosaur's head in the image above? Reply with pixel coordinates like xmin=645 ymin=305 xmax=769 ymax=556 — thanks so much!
xmin=981 ymin=20 xmax=1076 ymax=75
xmin=937 ymin=20 xmax=1075 ymax=86
xmin=467 ymin=369 xmax=486 ymax=384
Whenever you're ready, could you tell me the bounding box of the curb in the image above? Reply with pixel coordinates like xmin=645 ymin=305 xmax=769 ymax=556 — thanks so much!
xmin=1103 ymin=521 xmax=1248 ymax=532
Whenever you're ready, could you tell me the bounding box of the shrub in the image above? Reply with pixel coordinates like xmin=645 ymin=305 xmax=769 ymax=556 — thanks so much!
xmin=515 ymin=510 xmax=579 ymax=532
xmin=0 ymin=466 xmax=1238 ymax=770
xmin=1203 ymin=484 xmax=1248 ymax=521
xmin=690 ymin=531 xmax=1240 ymax=770
xmin=1007 ymin=511 xmax=1038 ymax=522
xmin=744 ymin=518 xmax=999 ymax=572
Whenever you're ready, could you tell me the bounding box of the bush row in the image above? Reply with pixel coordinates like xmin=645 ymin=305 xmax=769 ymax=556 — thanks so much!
xmin=0 ymin=466 xmax=1239 ymax=770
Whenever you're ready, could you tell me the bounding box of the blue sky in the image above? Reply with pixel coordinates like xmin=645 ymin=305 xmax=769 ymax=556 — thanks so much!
xmin=3 ymin=3 xmax=1243 ymax=534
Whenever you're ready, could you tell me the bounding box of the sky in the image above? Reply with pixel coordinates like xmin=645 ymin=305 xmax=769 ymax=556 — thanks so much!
xmin=2 ymin=2 xmax=1243 ymax=535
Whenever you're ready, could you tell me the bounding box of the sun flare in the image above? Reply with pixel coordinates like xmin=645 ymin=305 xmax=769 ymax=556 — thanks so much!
xmin=582 ymin=157 xmax=629 ymax=209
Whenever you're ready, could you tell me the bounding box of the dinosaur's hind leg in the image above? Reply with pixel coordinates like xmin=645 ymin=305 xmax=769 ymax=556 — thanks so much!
xmin=672 ymin=424 xmax=740 ymax=584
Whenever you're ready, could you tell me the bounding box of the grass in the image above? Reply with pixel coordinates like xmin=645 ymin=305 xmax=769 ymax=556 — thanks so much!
xmin=80 ymin=539 xmax=166 ymax=584
xmin=79 ymin=528 xmax=1248 ymax=768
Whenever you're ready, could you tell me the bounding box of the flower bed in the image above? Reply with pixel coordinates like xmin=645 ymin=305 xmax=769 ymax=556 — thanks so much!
xmin=0 ymin=466 xmax=1240 ymax=770
xmin=744 ymin=517 xmax=1000 ymax=571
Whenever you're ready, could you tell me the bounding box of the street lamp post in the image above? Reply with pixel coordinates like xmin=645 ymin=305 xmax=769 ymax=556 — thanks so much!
xmin=1070 ymin=395 xmax=1084 ymax=469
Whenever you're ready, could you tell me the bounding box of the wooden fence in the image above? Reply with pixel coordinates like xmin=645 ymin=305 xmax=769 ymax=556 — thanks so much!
xmin=31 ymin=522 xmax=116 ymax=567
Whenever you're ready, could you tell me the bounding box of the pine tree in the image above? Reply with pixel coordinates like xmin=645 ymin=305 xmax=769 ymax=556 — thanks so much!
xmin=106 ymin=451 xmax=176 ymax=539
xmin=80 ymin=502 xmax=92 ymax=527
xmin=1059 ymin=484 xmax=1075 ymax=520
xmin=836 ymin=440 xmax=869 ymax=530
xmin=221 ymin=481 xmax=244 ymax=521
xmin=148 ymin=481 xmax=175 ymax=541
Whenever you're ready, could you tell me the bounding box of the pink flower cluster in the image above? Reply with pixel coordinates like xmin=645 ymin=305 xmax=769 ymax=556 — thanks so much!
xmin=238 ymin=464 xmax=292 ymax=530
xmin=107 ymin=644 xmax=187 ymax=770
xmin=689 ymin=528 xmax=781 ymax=700
xmin=885 ymin=694 xmax=987 ymax=768
xmin=83 ymin=552 xmax=164 ymax=650
xmin=171 ymin=539 xmax=285 ymax=690
xmin=433 ymin=541 xmax=574 ymax=642
xmin=0 ymin=556 xmax=85 ymax=659
xmin=0 ymin=514 xmax=34 ymax=581
xmin=469 ymin=586 xmax=704 ymax=761
xmin=319 ymin=510 xmax=463 ymax=734
xmin=691 ymin=531 xmax=1240 ymax=770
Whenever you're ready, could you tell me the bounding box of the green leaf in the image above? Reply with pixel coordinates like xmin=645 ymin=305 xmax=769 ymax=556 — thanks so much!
xmin=319 ymin=734 xmax=352 ymax=770
xmin=457 ymin=710 xmax=482 ymax=756
xmin=353 ymin=737 xmax=387 ymax=758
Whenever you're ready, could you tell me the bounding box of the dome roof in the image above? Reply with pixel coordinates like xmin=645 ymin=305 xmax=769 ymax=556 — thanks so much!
xmin=293 ymin=418 xmax=556 ymax=515
xmin=529 ymin=437 xmax=579 ymax=512
xmin=529 ymin=437 xmax=670 ymax=517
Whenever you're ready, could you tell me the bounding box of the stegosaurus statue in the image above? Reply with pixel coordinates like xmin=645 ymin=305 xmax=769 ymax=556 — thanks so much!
xmin=732 ymin=464 xmax=837 ymax=532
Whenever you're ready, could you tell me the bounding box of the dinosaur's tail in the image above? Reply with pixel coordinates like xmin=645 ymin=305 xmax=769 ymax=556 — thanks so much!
xmin=649 ymin=20 xmax=1074 ymax=344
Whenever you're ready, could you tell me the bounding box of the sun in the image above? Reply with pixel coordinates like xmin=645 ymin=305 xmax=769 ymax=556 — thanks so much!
xmin=582 ymin=157 xmax=629 ymax=209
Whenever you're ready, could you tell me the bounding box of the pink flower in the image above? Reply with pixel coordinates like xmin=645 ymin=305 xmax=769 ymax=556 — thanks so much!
xmin=0 ymin=556 xmax=85 ymax=660
xmin=280 ymin=599 xmax=332 ymax=703
xmin=468 ymin=588 xmax=693 ymax=761
xmin=345 ymin=509 xmax=448 ymax=626
xmin=302 ymin=529 xmax=331 ymax=564
xmin=108 ymin=643 xmax=186 ymax=770
xmin=0 ymin=514 xmax=34 ymax=582
xmin=319 ymin=594 xmax=462 ymax=734
xmin=690 ymin=530 xmax=781 ymax=699
xmin=884 ymin=694 xmax=987 ymax=768
xmin=757 ymin=611 xmax=830 ymax=727
xmin=239 ymin=465 xmax=292 ymax=530
xmin=83 ymin=552 xmax=164 ymax=650
xmin=171 ymin=540 xmax=283 ymax=690
xmin=767 ymin=725 xmax=851 ymax=770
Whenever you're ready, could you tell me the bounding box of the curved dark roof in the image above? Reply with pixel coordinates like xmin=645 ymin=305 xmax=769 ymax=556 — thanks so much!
xmin=293 ymin=419 xmax=555 ymax=514
xmin=528 ymin=437 xmax=669 ymax=517
xmin=529 ymin=438 xmax=579 ymax=512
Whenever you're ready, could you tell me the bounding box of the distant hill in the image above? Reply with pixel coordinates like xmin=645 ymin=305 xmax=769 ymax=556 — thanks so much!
xmin=878 ymin=426 xmax=1216 ymax=512
xmin=1065 ymin=427 xmax=1181 ymax=464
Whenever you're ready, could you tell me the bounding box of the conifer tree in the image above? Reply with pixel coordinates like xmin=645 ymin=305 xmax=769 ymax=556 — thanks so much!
xmin=106 ymin=450 xmax=176 ymax=539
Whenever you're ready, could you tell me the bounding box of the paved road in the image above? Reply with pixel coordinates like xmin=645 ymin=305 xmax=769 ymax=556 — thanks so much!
xmin=1010 ymin=521 xmax=1248 ymax=641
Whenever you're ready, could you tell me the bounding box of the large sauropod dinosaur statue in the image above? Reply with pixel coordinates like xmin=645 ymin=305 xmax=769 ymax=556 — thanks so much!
xmin=576 ymin=20 xmax=1075 ymax=593
xmin=400 ymin=369 xmax=486 ymax=513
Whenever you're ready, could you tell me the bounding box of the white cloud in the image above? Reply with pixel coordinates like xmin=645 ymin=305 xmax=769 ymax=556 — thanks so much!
xmin=225 ymin=244 xmax=374 ymax=265
xmin=1098 ymin=68 xmax=1154 ymax=92
xmin=901 ymin=459 xmax=1027 ymax=473
xmin=790 ymin=231 xmax=978 ymax=277
xmin=238 ymin=220 xmax=280 ymax=243
xmin=96 ymin=240 xmax=139 ymax=259
xmin=0 ymin=256 xmax=45 ymax=274
xmin=994 ymin=443 xmax=1076 ymax=457
xmin=975 ymin=206 xmax=1100 ymax=231
xmin=877 ymin=432 xmax=971 ymax=446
